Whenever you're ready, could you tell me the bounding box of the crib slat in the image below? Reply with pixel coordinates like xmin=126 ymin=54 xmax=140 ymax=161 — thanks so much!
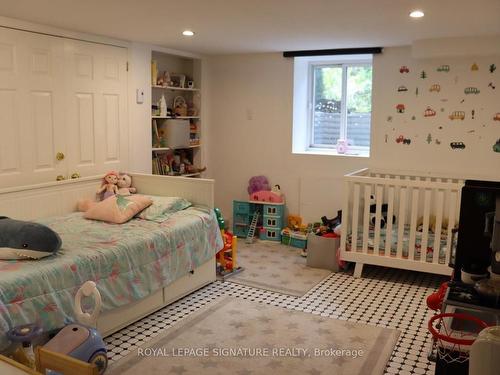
xmin=408 ymin=188 xmax=420 ymax=260
xmin=341 ymin=180 xmax=350 ymax=254
xmin=385 ymin=186 xmax=395 ymax=257
xmin=351 ymin=183 xmax=360 ymax=252
xmin=420 ymin=189 xmax=432 ymax=262
xmin=446 ymin=191 xmax=457 ymax=265
xmin=362 ymin=185 xmax=372 ymax=253
xmin=373 ymin=185 xmax=383 ymax=255
xmin=433 ymin=190 xmax=444 ymax=264
xmin=396 ymin=188 xmax=407 ymax=259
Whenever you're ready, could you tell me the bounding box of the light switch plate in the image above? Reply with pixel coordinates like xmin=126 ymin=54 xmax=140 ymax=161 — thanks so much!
xmin=136 ymin=89 xmax=144 ymax=104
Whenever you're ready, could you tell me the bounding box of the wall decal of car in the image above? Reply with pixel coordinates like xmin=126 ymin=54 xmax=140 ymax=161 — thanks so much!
xmin=429 ymin=84 xmax=441 ymax=92
xmin=437 ymin=65 xmax=450 ymax=72
xmin=396 ymin=104 xmax=405 ymax=113
xmin=493 ymin=113 xmax=500 ymax=121
xmin=397 ymin=85 xmax=408 ymax=92
xmin=464 ymin=87 xmax=480 ymax=95
xmin=424 ymin=106 xmax=437 ymax=117
xmin=400 ymin=66 xmax=409 ymax=73
xmin=449 ymin=111 xmax=465 ymax=120
xmin=450 ymin=142 xmax=466 ymax=150
xmin=396 ymin=135 xmax=411 ymax=145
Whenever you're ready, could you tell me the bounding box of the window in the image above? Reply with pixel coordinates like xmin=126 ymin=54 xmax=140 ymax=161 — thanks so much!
xmin=292 ymin=55 xmax=373 ymax=156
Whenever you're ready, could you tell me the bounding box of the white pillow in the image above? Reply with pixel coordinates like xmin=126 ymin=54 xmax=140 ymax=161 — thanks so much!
xmin=136 ymin=196 xmax=192 ymax=222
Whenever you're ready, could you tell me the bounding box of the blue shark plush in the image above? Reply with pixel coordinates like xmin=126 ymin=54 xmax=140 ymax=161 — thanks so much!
xmin=0 ymin=217 xmax=62 ymax=260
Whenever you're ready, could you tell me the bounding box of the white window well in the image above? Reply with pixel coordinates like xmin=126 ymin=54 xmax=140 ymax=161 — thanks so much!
xmin=292 ymin=54 xmax=373 ymax=157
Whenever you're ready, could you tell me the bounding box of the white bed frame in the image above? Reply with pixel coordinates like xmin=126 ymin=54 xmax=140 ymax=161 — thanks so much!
xmin=340 ymin=168 xmax=464 ymax=278
xmin=0 ymin=173 xmax=217 ymax=337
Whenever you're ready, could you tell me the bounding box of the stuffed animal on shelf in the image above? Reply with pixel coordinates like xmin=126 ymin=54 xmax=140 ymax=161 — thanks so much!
xmin=96 ymin=171 xmax=119 ymax=201
xmin=117 ymin=173 xmax=137 ymax=196
xmin=0 ymin=217 xmax=62 ymax=259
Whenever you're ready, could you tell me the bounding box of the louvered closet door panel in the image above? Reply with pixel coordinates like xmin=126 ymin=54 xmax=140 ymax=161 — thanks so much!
xmin=64 ymin=40 xmax=128 ymax=178
xmin=0 ymin=28 xmax=66 ymax=188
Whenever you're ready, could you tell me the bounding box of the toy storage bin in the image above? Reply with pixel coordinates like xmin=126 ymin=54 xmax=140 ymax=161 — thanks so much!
xmin=281 ymin=230 xmax=307 ymax=249
xmin=307 ymin=234 xmax=340 ymax=272
xmin=164 ymin=119 xmax=190 ymax=148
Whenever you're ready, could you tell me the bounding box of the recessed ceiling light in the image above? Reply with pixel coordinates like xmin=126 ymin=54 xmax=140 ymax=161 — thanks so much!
xmin=409 ymin=10 xmax=424 ymax=18
xmin=182 ymin=30 xmax=195 ymax=36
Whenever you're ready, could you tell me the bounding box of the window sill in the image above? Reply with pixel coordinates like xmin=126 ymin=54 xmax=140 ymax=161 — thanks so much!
xmin=293 ymin=148 xmax=370 ymax=158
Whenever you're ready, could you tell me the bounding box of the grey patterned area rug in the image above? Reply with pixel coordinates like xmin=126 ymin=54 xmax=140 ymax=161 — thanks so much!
xmin=229 ymin=241 xmax=332 ymax=296
xmin=109 ymin=297 xmax=399 ymax=375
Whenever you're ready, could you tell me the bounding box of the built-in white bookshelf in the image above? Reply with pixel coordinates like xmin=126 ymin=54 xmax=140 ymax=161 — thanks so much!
xmin=151 ymin=50 xmax=203 ymax=178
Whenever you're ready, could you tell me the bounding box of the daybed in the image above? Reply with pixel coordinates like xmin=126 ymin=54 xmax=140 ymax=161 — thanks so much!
xmin=0 ymin=174 xmax=221 ymax=350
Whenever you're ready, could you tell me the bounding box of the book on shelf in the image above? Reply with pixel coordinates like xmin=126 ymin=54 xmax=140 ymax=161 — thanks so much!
xmin=152 ymin=156 xmax=170 ymax=175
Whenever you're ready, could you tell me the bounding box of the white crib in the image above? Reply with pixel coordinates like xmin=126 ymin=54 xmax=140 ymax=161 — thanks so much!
xmin=340 ymin=168 xmax=465 ymax=278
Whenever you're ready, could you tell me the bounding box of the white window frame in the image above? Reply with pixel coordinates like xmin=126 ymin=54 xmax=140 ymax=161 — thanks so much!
xmin=292 ymin=54 xmax=372 ymax=157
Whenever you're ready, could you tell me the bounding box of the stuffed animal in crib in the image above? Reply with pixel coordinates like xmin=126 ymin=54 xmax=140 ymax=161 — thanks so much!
xmin=96 ymin=171 xmax=119 ymax=201
xmin=117 ymin=173 xmax=137 ymax=196
xmin=369 ymin=195 xmax=396 ymax=228
xmin=0 ymin=217 xmax=61 ymax=259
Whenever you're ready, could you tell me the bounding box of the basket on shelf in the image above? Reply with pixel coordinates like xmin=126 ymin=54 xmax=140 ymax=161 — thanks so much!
xmin=173 ymin=96 xmax=188 ymax=117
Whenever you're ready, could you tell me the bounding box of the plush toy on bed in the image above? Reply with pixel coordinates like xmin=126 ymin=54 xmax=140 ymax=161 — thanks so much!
xmin=0 ymin=217 xmax=61 ymax=260
xmin=96 ymin=171 xmax=119 ymax=201
xmin=117 ymin=173 xmax=137 ymax=196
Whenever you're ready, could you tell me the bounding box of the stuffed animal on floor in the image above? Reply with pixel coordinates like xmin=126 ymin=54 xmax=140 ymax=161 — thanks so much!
xmin=117 ymin=173 xmax=137 ymax=196
xmin=0 ymin=217 xmax=61 ymax=260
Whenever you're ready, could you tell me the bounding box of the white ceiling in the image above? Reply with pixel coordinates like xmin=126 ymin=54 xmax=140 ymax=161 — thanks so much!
xmin=0 ymin=0 xmax=499 ymax=55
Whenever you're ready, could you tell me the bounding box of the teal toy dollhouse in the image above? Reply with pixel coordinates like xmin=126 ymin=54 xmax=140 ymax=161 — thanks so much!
xmin=232 ymin=200 xmax=285 ymax=241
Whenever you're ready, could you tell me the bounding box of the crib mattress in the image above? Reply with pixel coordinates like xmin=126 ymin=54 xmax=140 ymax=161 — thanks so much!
xmin=346 ymin=225 xmax=455 ymax=263
xmin=0 ymin=206 xmax=223 ymax=350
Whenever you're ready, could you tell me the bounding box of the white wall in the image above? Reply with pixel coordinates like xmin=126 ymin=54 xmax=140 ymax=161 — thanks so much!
xmin=207 ymin=45 xmax=500 ymax=223
xmin=206 ymin=53 xmax=367 ymax=223
xmin=371 ymin=46 xmax=500 ymax=178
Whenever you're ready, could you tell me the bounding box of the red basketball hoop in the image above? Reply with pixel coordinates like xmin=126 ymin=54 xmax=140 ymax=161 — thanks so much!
xmin=428 ymin=312 xmax=489 ymax=364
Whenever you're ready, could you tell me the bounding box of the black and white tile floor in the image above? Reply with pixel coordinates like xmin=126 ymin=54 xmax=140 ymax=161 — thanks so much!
xmin=105 ymin=265 xmax=446 ymax=375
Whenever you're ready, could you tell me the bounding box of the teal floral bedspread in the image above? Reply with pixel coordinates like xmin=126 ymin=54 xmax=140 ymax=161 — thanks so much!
xmin=0 ymin=206 xmax=222 ymax=351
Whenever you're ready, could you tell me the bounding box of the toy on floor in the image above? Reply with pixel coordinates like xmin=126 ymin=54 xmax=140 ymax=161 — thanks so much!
xmin=247 ymin=176 xmax=284 ymax=203
xmin=247 ymin=176 xmax=271 ymax=195
xmin=282 ymin=215 xmax=310 ymax=251
xmin=43 ymin=281 xmax=107 ymax=374
xmin=0 ymin=217 xmax=62 ymax=260
xmin=215 ymin=209 xmax=243 ymax=278
xmin=96 ymin=172 xmax=119 ymax=201
xmin=6 ymin=323 xmax=43 ymax=368
xmin=427 ymin=281 xmax=449 ymax=311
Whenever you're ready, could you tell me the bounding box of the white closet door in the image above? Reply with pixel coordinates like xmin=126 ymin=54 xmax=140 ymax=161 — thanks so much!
xmin=64 ymin=40 xmax=128 ymax=178
xmin=0 ymin=28 xmax=67 ymax=188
